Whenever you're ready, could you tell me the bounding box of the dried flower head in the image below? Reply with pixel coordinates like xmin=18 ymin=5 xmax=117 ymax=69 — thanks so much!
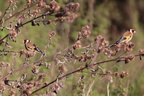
xmin=9 ymin=90 xmax=15 ymax=96
xmin=110 ymin=50 xmax=117 ymax=56
xmin=123 ymin=42 xmax=135 ymax=52
xmin=49 ymin=0 xmax=60 ymax=11
xmin=97 ymin=47 xmax=104 ymax=53
xmin=139 ymin=49 xmax=144 ymax=56
xmin=106 ymin=71 xmax=112 ymax=75
xmin=94 ymin=35 xmax=108 ymax=47
xmin=85 ymin=54 xmax=94 ymax=60
xmin=31 ymin=66 xmax=39 ymax=74
xmin=114 ymin=72 xmax=119 ymax=77
xmin=26 ymin=0 xmax=32 ymax=5
xmin=0 ymin=62 xmax=5 ymax=67
xmin=48 ymin=31 xmax=56 ymax=40
xmin=9 ymin=28 xmax=18 ymax=41
xmin=120 ymin=71 xmax=129 ymax=78
xmin=50 ymin=83 xmax=61 ymax=94
xmin=59 ymin=64 xmax=68 ymax=74
xmin=113 ymin=43 xmax=122 ymax=52
xmin=138 ymin=50 xmax=143 ymax=60
xmin=66 ymin=2 xmax=80 ymax=12
xmin=65 ymin=13 xmax=78 ymax=22
xmin=128 ymin=42 xmax=135 ymax=48
xmin=103 ymin=48 xmax=111 ymax=55
xmin=73 ymin=40 xmax=81 ymax=50
xmin=125 ymin=54 xmax=135 ymax=64
xmin=37 ymin=73 xmax=46 ymax=81
xmin=31 ymin=9 xmax=41 ymax=16
xmin=37 ymin=0 xmax=47 ymax=8
xmin=79 ymin=55 xmax=86 ymax=62
xmin=81 ymin=25 xmax=91 ymax=39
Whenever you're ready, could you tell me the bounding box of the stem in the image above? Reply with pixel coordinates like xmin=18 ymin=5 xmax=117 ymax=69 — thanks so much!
xmin=86 ymin=80 xmax=95 ymax=96
xmin=107 ymin=82 xmax=110 ymax=96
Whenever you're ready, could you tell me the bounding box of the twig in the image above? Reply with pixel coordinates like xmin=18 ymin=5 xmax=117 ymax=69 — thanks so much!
xmin=0 ymin=3 xmax=11 ymax=23
xmin=0 ymin=3 xmax=37 ymax=42
xmin=0 ymin=5 xmax=53 ymax=43
xmin=15 ymin=10 xmax=54 ymax=29
xmin=0 ymin=3 xmax=37 ymax=25
xmin=0 ymin=34 xmax=9 ymax=42
xmin=86 ymin=80 xmax=95 ymax=96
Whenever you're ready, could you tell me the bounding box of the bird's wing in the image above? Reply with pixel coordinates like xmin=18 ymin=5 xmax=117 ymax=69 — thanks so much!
xmin=109 ymin=37 xmax=126 ymax=48
xmin=122 ymin=31 xmax=132 ymax=37
xmin=33 ymin=44 xmax=45 ymax=55
xmin=33 ymin=44 xmax=41 ymax=52
xmin=115 ymin=37 xmax=127 ymax=44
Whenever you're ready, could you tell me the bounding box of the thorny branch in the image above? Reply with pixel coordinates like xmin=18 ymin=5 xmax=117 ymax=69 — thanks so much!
xmin=29 ymin=53 xmax=142 ymax=95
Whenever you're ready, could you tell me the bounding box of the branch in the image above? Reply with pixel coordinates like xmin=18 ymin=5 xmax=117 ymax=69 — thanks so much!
xmin=0 ymin=34 xmax=9 ymax=42
xmin=0 ymin=5 xmax=53 ymax=43
xmin=28 ymin=57 xmax=120 ymax=95
xmin=29 ymin=54 xmax=142 ymax=95
xmin=15 ymin=10 xmax=54 ymax=29
xmin=0 ymin=3 xmax=37 ymax=42
xmin=29 ymin=65 xmax=87 ymax=96
xmin=0 ymin=47 xmax=70 ymax=80
xmin=0 ymin=3 xmax=37 ymax=25
xmin=0 ymin=3 xmax=11 ymax=23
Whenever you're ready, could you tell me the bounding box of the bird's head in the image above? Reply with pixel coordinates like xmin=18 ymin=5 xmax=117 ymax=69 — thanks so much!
xmin=130 ymin=29 xmax=136 ymax=34
xmin=23 ymin=39 xmax=30 ymax=43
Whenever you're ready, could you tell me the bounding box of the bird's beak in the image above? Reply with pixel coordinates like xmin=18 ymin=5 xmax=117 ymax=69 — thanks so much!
xmin=134 ymin=31 xmax=136 ymax=33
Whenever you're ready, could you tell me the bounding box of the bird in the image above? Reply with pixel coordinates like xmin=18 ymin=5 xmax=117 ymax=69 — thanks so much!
xmin=110 ymin=29 xmax=136 ymax=47
xmin=23 ymin=39 xmax=45 ymax=55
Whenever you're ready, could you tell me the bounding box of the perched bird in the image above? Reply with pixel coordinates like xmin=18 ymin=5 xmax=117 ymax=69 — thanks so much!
xmin=23 ymin=39 xmax=45 ymax=55
xmin=110 ymin=29 xmax=136 ymax=47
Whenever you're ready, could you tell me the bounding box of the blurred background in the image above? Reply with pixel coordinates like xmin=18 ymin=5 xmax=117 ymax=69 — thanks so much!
xmin=0 ymin=0 xmax=144 ymax=96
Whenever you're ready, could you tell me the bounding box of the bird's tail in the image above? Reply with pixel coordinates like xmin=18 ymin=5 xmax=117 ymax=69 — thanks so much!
xmin=35 ymin=47 xmax=45 ymax=56
xmin=109 ymin=43 xmax=117 ymax=48
xmin=109 ymin=40 xmax=121 ymax=48
xmin=39 ymin=50 xmax=46 ymax=56
xmin=109 ymin=37 xmax=124 ymax=48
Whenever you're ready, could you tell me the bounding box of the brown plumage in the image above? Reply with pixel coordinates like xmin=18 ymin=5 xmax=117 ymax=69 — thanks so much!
xmin=110 ymin=29 xmax=136 ymax=47
xmin=23 ymin=39 xmax=45 ymax=55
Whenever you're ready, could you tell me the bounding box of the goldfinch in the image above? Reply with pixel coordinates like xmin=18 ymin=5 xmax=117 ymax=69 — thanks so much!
xmin=110 ymin=29 xmax=136 ymax=47
xmin=23 ymin=39 xmax=45 ymax=55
